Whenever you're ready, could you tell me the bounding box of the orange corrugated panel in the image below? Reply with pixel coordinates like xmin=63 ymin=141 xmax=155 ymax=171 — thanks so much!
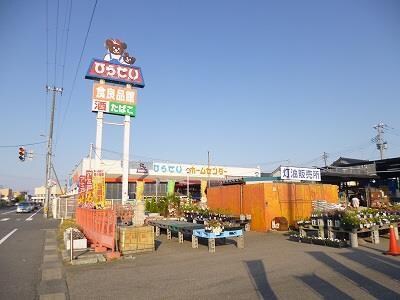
xmin=208 ymin=182 xmax=339 ymax=232
xmin=243 ymin=184 xmax=266 ymax=232
xmin=207 ymin=185 xmax=241 ymax=215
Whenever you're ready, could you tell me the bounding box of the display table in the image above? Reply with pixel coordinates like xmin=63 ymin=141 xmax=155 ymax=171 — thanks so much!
xmin=192 ymin=229 xmax=244 ymax=253
xmin=147 ymin=220 xmax=204 ymax=243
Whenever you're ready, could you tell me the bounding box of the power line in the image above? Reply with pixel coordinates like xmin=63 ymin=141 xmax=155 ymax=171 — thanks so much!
xmin=60 ymin=0 xmax=72 ymax=88
xmin=54 ymin=0 xmax=73 ymax=152
xmin=0 ymin=141 xmax=47 ymax=148
xmin=57 ymin=0 xmax=98 ymax=146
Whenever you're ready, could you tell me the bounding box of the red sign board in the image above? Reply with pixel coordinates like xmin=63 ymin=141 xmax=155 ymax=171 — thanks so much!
xmin=85 ymin=59 xmax=145 ymax=88
xmin=78 ymin=175 xmax=86 ymax=193
xmin=85 ymin=171 xmax=93 ymax=191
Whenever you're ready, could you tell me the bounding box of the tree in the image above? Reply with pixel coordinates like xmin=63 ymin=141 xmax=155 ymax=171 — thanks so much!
xmin=15 ymin=195 xmax=25 ymax=203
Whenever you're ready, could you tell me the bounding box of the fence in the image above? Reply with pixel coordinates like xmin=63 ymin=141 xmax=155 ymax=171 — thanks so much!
xmin=50 ymin=196 xmax=77 ymax=219
xmin=75 ymin=207 xmax=116 ymax=252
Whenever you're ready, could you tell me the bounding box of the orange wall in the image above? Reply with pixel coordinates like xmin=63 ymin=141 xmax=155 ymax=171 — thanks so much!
xmin=207 ymin=182 xmax=338 ymax=232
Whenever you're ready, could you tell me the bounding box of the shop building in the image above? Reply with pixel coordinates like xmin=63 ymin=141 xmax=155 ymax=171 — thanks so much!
xmin=68 ymin=158 xmax=261 ymax=202
xmin=320 ymin=156 xmax=400 ymax=206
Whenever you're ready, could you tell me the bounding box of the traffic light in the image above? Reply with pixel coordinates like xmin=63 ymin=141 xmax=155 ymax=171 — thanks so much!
xmin=18 ymin=147 xmax=25 ymax=161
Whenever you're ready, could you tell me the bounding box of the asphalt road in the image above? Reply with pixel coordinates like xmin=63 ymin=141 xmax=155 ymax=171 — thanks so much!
xmin=0 ymin=206 xmax=58 ymax=300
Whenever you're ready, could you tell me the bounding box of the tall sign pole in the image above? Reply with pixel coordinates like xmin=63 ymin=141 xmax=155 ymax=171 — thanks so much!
xmin=121 ymin=84 xmax=134 ymax=204
xmin=85 ymin=38 xmax=145 ymax=207
xmin=44 ymin=85 xmax=63 ymax=218
xmin=122 ymin=112 xmax=131 ymax=204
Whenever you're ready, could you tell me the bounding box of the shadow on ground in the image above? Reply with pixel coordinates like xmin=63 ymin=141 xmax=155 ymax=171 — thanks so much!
xmin=296 ymin=273 xmax=353 ymax=300
xmin=244 ymin=260 xmax=277 ymax=300
xmin=307 ymin=251 xmax=400 ymax=299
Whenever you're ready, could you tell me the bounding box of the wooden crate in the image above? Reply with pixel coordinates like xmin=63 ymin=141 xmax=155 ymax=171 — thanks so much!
xmin=118 ymin=226 xmax=155 ymax=254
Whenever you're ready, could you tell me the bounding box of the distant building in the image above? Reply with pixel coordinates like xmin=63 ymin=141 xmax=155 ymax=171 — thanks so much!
xmin=0 ymin=188 xmax=12 ymax=201
xmin=32 ymin=186 xmax=64 ymax=203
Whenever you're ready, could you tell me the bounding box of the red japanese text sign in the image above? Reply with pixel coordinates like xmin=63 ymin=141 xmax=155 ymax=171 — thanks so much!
xmin=85 ymin=59 xmax=145 ymax=88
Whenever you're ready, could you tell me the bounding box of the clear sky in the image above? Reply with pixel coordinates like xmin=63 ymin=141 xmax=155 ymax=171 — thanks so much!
xmin=0 ymin=0 xmax=399 ymax=193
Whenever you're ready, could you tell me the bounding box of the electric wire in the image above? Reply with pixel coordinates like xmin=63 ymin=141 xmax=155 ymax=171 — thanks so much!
xmin=57 ymin=0 xmax=98 ymax=147
xmin=54 ymin=0 xmax=73 ymax=153
xmin=60 ymin=0 xmax=72 ymax=89
xmin=0 ymin=141 xmax=47 ymax=148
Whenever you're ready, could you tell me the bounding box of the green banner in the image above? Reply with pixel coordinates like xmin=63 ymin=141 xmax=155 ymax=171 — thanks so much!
xmin=167 ymin=180 xmax=176 ymax=195
xmin=109 ymin=102 xmax=136 ymax=117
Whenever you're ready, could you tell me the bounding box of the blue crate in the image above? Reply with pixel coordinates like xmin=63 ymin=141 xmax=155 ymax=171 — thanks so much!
xmin=192 ymin=229 xmax=243 ymax=239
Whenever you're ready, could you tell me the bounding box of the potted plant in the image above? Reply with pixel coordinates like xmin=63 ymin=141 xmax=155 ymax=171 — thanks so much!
xmin=205 ymin=219 xmax=224 ymax=235
xmin=311 ymin=236 xmax=326 ymax=246
xmin=288 ymin=233 xmax=300 ymax=242
xmin=300 ymin=236 xmax=313 ymax=244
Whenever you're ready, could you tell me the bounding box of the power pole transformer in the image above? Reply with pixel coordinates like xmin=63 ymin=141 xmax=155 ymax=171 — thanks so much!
xmin=373 ymin=122 xmax=388 ymax=160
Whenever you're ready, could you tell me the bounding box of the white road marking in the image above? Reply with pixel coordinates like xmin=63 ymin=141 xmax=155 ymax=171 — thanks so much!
xmin=0 ymin=218 xmax=10 ymax=222
xmin=16 ymin=218 xmax=21 ymax=221
xmin=0 ymin=228 xmax=18 ymax=245
xmin=1 ymin=209 xmax=17 ymax=215
xmin=25 ymin=208 xmax=43 ymax=221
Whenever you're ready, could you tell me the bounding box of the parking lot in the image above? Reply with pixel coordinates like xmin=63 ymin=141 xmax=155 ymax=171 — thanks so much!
xmin=65 ymin=231 xmax=400 ymax=299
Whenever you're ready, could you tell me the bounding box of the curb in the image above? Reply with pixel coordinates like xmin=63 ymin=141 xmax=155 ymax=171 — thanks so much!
xmin=38 ymin=229 xmax=68 ymax=300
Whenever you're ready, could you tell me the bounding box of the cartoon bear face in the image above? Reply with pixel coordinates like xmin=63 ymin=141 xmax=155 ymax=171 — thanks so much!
xmin=121 ymin=52 xmax=136 ymax=65
xmin=105 ymin=39 xmax=127 ymax=55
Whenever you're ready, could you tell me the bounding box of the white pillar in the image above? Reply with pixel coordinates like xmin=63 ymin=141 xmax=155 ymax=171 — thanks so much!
xmin=95 ymin=111 xmax=103 ymax=169
xmin=122 ymin=114 xmax=130 ymax=204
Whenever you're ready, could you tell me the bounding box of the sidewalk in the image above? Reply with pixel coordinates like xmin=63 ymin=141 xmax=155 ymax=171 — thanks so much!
xmin=38 ymin=229 xmax=68 ymax=300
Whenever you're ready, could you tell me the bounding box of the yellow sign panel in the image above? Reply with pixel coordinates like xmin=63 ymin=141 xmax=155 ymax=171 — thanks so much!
xmin=92 ymin=83 xmax=137 ymax=105
xmin=92 ymin=170 xmax=106 ymax=208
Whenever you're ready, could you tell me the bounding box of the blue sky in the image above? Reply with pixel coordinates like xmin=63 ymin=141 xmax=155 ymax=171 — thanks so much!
xmin=0 ymin=0 xmax=399 ymax=192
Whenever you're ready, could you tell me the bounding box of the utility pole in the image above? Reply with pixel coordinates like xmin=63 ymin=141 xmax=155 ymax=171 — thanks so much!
xmin=44 ymin=85 xmax=63 ymax=218
xmin=322 ymin=152 xmax=328 ymax=167
xmin=373 ymin=122 xmax=387 ymax=160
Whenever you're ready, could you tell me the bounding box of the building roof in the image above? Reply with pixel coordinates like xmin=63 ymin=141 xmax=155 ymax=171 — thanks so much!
xmin=331 ymin=157 xmax=370 ymax=167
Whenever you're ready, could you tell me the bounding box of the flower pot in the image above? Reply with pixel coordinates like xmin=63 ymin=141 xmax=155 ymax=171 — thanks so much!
xmin=312 ymin=238 xmax=326 ymax=246
xmin=300 ymin=237 xmax=313 ymax=244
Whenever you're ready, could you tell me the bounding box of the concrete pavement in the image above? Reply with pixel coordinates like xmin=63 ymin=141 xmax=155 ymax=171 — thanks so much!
xmin=65 ymin=231 xmax=400 ymax=299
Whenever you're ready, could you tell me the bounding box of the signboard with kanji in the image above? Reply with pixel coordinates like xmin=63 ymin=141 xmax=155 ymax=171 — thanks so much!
xmin=85 ymin=170 xmax=93 ymax=202
xmin=91 ymin=82 xmax=137 ymax=117
xmin=92 ymin=83 xmax=137 ymax=104
xmin=92 ymin=100 xmax=136 ymax=117
xmin=78 ymin=175 xmax=86 ymax=203
xmin=92 ymin=170 xmax=105 ymax=208
xmin=280 ymin=166 xmax=321 ymax=182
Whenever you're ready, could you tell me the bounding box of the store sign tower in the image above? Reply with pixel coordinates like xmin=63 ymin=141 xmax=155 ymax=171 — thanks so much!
xmin=85 ymin=39 xmax=145 ymax=204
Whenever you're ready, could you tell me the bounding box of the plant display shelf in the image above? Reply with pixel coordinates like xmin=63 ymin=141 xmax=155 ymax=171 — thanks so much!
xmin=147 ymin=219 xmax=205 ymax=243
xmin=299 ymin=222 xmax=399 ymax=248
xmin=191 ymin=229 xmax=244 ymax=253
